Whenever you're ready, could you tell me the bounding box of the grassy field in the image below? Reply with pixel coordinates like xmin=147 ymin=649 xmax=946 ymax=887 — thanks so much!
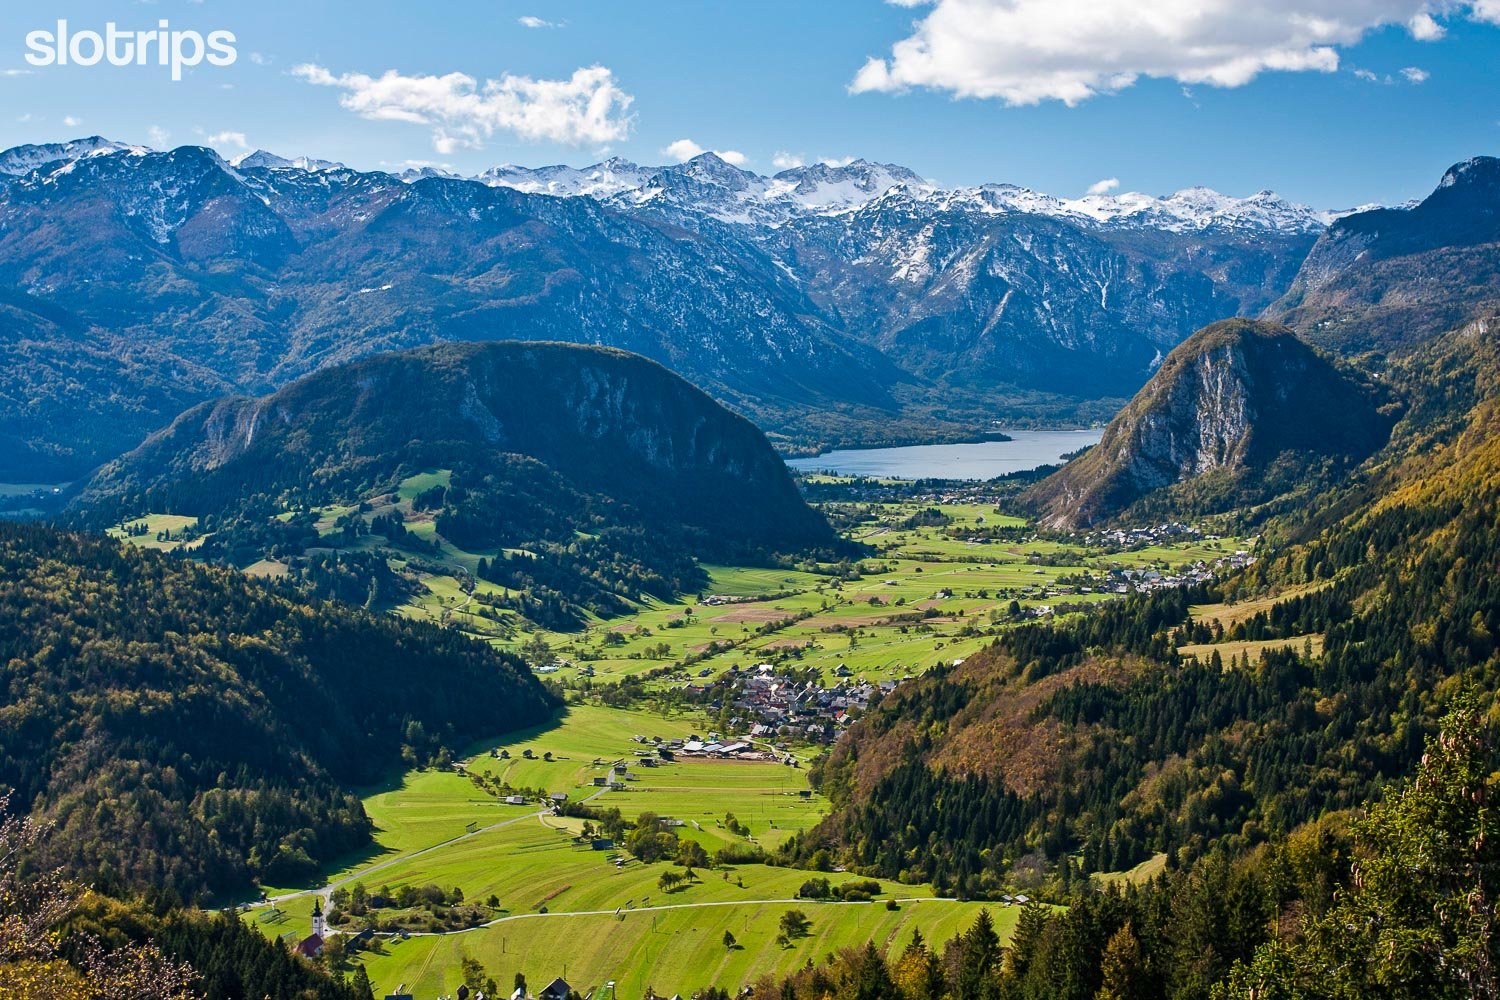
xmin=1091 ymin=852 xmax=1168 ymax=888
xmin=106 ymin=513 xmax=209 ymax=552
xmin=247 ymin=701 xmax=1016 ymax=997
xmin=357 ymin=896 xmax=1012 ymax=999
xmin=1178 ymin=634 xmax=1325 ymax=666
xmin=507 ymin=502 xmax=1251 ymax=688
xmin=1188 ymin=581 xmax=1331 ymax=631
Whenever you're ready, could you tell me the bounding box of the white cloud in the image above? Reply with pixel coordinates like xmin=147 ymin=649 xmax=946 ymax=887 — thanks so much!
xmin=62 ymin=115 xmax=80 ymax=127
xmin=850 ymin=0 xmax=1483 ymax=106
xmin=1408 ymin=11 xmax=1446 ymax=38
xmin=205 ymin=130 xmax=248 ymax=150
xmin=518 ymin=15 xmax=561 ymax=28
xmin=820 ymin=156 xmax=857 ymax=167
xmin=147 ymin=125 xmax=170 ymax=147
xmin=663 ymin=138 xmax=706 ymax=160
xmin=772 ymin=151 xmax=806 ymax=169
xmin=0 ymin=69 xmax=34 ymax=77
xmin=16 ymin=113 xmax=30 ymax=123
xmin=1086 ymin=177 xmax=1120 ymax=195
xmin=662 ymin=138 xmax=747 ymax=165
xmin=1354 ymin=64 xmax=1430 ymax=84
xmin=249 ymin=52 xmax=271 ymax=66
xmin=293 ymin=63 xmax=633 ymax=149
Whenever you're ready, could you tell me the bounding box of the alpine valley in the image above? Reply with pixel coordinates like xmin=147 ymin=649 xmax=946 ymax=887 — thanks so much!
xmin=4 ymin=122 xmax=1500 ymax=1000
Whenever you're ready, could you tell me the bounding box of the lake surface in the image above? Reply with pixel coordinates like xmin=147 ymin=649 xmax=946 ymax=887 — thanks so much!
xmin=786 ymin=429 xmax=1104 ymax=481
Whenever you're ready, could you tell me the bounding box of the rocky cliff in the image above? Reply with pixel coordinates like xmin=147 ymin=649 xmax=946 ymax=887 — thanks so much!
xmin=1024 ymin=319 xmax=1394 ymax=528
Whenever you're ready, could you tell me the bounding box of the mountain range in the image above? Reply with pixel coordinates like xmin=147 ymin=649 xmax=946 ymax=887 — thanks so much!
xmin=0 ymin=136 xmax=1356 ymax=482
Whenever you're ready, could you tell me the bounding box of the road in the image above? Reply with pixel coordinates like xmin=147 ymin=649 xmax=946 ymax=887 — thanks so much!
xmin=254 ymin=786 xmax=610 ymax=910
xmin=392 ymin=894 xmax=965 ymax=939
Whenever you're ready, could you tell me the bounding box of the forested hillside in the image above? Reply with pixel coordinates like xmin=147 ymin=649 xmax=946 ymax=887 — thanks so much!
xmin=752 ymin=701 xmax=1496 ymax=1000
xmin=782 ymin=313 xmax=1500 ymax=996
xmin=74 ymin=340 xmax=841 ymax=628
xmin=1023 ymin=319 xmax=1393 ymax=528
xmin=0 ymin=522 xmax=557 ymax=900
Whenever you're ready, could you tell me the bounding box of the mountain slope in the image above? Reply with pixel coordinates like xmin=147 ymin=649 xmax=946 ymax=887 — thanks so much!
xmin=767 ymin=196 xmax=1317 ymax=399
xmin=1270 ymin=156 xmax=1500 ymax=352
xmin=0 ymin=138 xmax=1335 ymax=478
xmin=1024 ymin=319 xmax=1394 ymax=528
xmin=74 ymin=341 xmax=838 ymax=627
xmin=791 ymin=313 xmax=1500 ymax=914
xmin=0 ymin=144 xmax=900 ymax=476
xmin=79 ymin=340 xmax=833 ymax=550
xmin=0 ymin=520 xmax=556 ymax=900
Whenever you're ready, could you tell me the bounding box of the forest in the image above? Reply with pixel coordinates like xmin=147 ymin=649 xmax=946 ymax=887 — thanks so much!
xmin=0 ymin=522 xmax=558 ymax=900
xmin=751 ymin=702 xmax=1496 ymax=1000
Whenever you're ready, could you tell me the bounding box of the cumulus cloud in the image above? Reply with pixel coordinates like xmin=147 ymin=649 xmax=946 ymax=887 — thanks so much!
xmin=662 ymin=138 xmax=747 ymax=165
xmin=850 ymin=0 xmax=1480 ymax=105
xmin=772 ymin=151 xmax=806 ymax=169
xmin=1086 ymin=177 xmax=1120 ymax=195
xmin=518 ymin=15 xmax=560 ymax=28
xmin=1408 ymin=11 xmax=1446 ymax=38
xmin=147 ymin=125 xmax=170 ymax=147
xmin=1401 ymin=65 xmax=1430 ymax=82
xmin=206 ymin=130 xmax=248 ymax=150
xmin=62 ymin=115 xmax=81 ymax=127
xmin=293 ymin=63 xmax=633 ymax=150
xmin=820 ymin=156 xmax=857 ymax=167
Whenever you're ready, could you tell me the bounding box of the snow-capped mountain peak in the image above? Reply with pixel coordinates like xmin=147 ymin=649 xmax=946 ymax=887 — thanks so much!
xmin=0 ymin=136 xmax=149 ymax=177
xmin=0 ymin=135 xmax=1341 ymax=236
xmin=473 ymin=157 xmax=649 ymax=198
xmin=229 ymin=149 xmax=345 ymax=172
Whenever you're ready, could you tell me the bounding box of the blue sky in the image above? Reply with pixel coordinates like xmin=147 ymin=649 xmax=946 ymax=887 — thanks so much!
xmin=2 ymin=0 xmax=1498 ymax=208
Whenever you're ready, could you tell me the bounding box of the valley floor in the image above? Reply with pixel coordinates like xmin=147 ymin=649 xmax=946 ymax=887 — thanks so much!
xmin=217 ymin=492 xmax=1251 ymax=996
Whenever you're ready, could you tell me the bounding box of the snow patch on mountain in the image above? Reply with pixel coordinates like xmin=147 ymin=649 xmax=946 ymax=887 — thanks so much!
xmin=0 ymin=137 xmax=148 ymax=177
xmin=0 ymin=135 xmax=1343 ymax=236
xmin=230 ymin=149 xmax=345 ymax=172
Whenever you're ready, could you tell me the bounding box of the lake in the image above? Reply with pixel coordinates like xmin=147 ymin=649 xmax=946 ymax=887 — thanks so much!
xmin=785 ymin=429 xmax=1104 ymax=481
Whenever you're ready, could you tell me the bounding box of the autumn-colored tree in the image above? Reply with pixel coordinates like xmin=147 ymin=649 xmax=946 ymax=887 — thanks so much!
xmin=0 ymin=797 xmax=197 ymax=1000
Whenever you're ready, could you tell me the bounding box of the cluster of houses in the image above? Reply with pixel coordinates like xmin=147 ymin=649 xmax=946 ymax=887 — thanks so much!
xmin=1105 ymin=550 xmax=1256 ymax=594
xmin=382 ymin=978 xmax=574 ymax=1000
xmin=1083 ymin=521 xmax=1205 ymax=549
xmin=731 ymin=664 xmax=898 ymax=744
xmin=628 ymin=730 xmax=774 ymax=762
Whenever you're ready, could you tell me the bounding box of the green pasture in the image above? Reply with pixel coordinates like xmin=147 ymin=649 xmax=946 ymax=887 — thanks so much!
xmin=357 ymin=896 xmax=1015 ymax=999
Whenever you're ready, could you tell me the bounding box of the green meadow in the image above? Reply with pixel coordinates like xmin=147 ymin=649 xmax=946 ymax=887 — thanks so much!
xmin=248 ymin=703 xmax=1010 ymax=997
xmin=358 ymin=895 xmax=1013 ymax=999
xmin=155 ymin=471 xmax=1251 ymax=995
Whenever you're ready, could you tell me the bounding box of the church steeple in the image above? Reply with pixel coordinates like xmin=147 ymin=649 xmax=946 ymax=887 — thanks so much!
xmin=311 ymin=896 xmax=327 ymax=938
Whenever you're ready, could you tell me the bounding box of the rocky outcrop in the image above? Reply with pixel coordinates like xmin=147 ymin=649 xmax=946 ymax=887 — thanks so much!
xmin=1024 ymin=320 xmax=1394 ymax=528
